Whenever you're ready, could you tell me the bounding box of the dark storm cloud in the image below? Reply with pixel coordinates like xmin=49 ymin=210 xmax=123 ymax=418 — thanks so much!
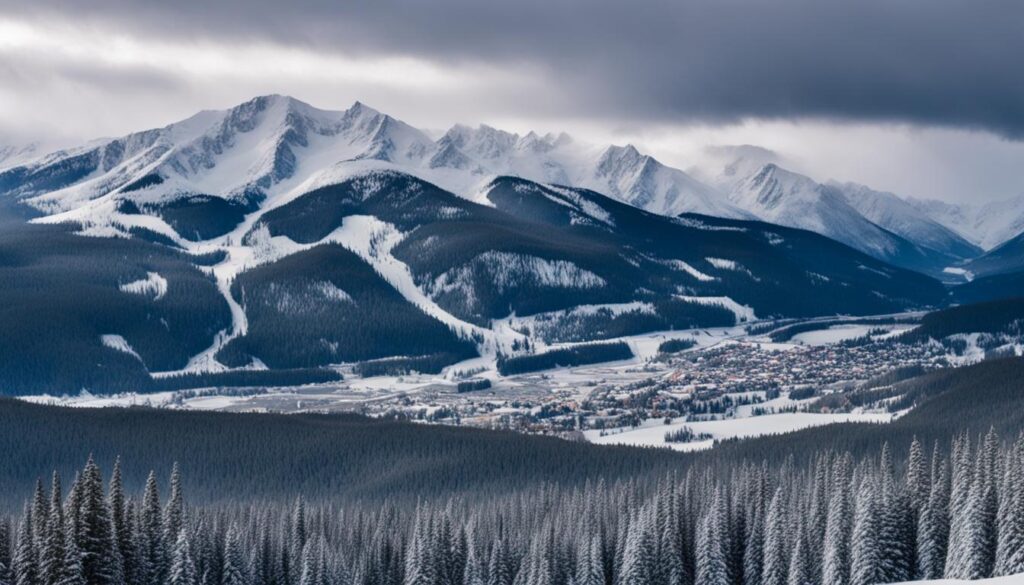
xmin=4 ymin=0 xmax=1024 ymax=136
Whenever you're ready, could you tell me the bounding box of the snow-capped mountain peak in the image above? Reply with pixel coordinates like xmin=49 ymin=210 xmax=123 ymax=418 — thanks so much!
xmin=590 ymin=144 xmax=747 ymax=219
xmin=3 ymin=94 xmax=1012 ymax=273
xmin=907 ymin=193 xmax=1024 ymax=251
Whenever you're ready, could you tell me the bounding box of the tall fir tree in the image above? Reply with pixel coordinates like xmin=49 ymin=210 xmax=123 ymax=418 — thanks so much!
xmin=917 ymin=455 xmax=950 ymax=581
xmin=13 ymin=504 xmax=37 ymax=585
xmin=75 ymin=457 xmax=122 ymax=585
xmin=761 ymin=489 xmax=788 ymax=585
xmin=995 ymin=433 xmax=1024 ymax=576
xmin=822 ymin=454 xmax=852 ymax=585
xmin=222 ymin=525 xmax=248 ymax=585
xmin=850 ymin=479 xmax=881 ymax=585
xmin=168 ymin=529 xmax=198 ymax=585
xmin=0 ymin=518 xmax=13 ymax=585
xmin=140 ymin=471 xmax=164 ymax=585
xmin=40 ymin=473 xmax=64 ymax=585
xmin=109 ymin=460 xmax=136 ymax=585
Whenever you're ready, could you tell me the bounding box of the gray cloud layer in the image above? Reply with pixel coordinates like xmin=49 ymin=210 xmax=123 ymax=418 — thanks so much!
xmin=4 ymin=0 xmax=1023 ymax=137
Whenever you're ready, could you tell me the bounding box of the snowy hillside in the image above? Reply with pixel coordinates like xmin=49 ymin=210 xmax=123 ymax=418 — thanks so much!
xmin=0 ymin=143 xmax=42 ymax=171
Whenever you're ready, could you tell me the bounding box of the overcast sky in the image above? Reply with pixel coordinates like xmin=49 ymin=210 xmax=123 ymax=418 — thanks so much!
xmin=1 ymin=0 xmax=1022 ymax=203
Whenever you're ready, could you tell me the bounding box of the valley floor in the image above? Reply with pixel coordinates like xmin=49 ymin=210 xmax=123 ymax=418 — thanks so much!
xmin=22 ymin=310 xmax=1000 ymax=453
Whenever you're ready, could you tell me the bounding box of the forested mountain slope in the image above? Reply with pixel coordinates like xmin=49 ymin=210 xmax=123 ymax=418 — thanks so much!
xmin=3 ymin=358 xmax=1024 ymax=585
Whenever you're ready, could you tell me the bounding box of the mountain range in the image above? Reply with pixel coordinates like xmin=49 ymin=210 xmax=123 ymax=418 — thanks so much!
xmin=0 ymin=94 xmax=1019 ymax=394
xmin=6 ymin=96 xmax=1019 ymax=277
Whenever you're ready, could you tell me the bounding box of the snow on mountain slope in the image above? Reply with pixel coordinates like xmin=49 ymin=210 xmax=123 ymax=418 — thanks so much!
xmin=2 ymin=94 xmax=986 ymax=266
xmin=586 ymin=145 xmax=749 ymax=219
xmin=833 ymin=181 xmax=982 ymax=260
xmin=3 ymin=95 xmax=435 ymax=219
xmin=425 ymin=125 xmax=749 ymax=218
xmin=726 ymin=164 xmax=936 ymax=269
xmin=2 ymin=95 xmax=748 ymax=229
xmin=908 ymin=194 xmax=1024 ymax=250
xmin=720 ymin=162 xmax=966 ymax=276
xmin=0 ymin=143 xmax=43 ymax=171
xmin=964 ymin=229 xmax=1024 ymax=277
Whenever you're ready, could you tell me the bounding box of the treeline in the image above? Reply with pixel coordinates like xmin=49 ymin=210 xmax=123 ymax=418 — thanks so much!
xmin=766 ymin=318 xmax=906 ymax=343
xmin=900 ymin=297 xmax=1024 ymax=342
xmin=148 ymin=369 xmax=342 ymax=393
xmin=456 ymin=379 xmax=492 ymax=393
xmin=496 ymin=342 xmax=633 ymax=375
xmin=5 ymin=431 xmax=1024 ymax=585
xmin=355 ymin=353 xmax=476 ymax=377
xmin=532 ymin=301 xmax=734 ymax=345
xmin=0 ymin=398 xmax=687 ymax=508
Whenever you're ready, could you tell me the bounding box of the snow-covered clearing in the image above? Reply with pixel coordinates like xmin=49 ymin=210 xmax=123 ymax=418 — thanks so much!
xmin=790 ymin=324 xmax=917 ymax=346
xmin=119 ymin=272 xmax=167 ymax=300
xmin=585 ymin=410 xmax=893 ymax=452
xmin=100 ymin=334 xmax=142 ymax=361
xmin=675 ymin=295 xmax=756 ymax=323
xmin=942 ymin=266 xmax=974 ymax=282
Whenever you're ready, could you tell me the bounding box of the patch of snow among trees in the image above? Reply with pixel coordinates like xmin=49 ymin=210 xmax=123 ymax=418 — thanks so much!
xmin=705 ymin=257 xmax=739 ymax=270
xmin=434 ymin=252 xmax=606 ymax=295
xmin=119 ymin=272 xmax=168 ymax=300
xmin=675 ymin=295 xmax=756 ymax=323
xmin=100 ymin=334 xmax=143 ymax=361
xmin=664 ymin=259 xmax=717 ymax=281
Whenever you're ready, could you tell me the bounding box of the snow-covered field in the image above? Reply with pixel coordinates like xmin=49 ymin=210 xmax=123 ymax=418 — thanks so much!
xmin=584 ymin=410 xmax=893 ymax=452
xmin=790 ymin=323 xmax=916 ymax=346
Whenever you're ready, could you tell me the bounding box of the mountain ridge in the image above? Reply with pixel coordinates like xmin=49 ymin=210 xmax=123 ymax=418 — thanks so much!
xmin=6 ymin=94 xmax=1013 ymax=266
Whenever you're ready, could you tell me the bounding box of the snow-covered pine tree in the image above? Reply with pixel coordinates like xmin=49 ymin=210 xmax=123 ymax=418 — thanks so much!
xmin=13 ymin=505 xmax=37 ymax=585
xmin=694 ymin=494 xmax=727 ymax=585
xmin=995 ymin=433 xmax=1024 ymax=576
xmin=822 ymin=454 xmax=852 ymax=585
xmin=657 ymin=513 xmax=686 ymax=585
xmin=573 ymin=535 xmax=602 ymax=585
xmin=168 ymin=529 xmax=198 ymax=585
xmin=139 ymin=471 xmax=164 ymax=585
xmin=743 ymin=504 xmax=764 ymax=585
xmin=222 ymin=524 xmax=247 ymax=585
xmin=108 ymin=460 xmax=136 ymax=585
xmin=405 ymin=510 xmax=436 ymax=585
xmin=463 ymin=531 xmax=486 ymax=585
xmin=298 ymin=539 xmax=318 ymax=585
xmin=945 ymin=434 xmax=972 ymax=578
xmin=849 ymin=478 xmax=881 ymax=585
xmin=75 ymin=457 xmax=122 ymax=585
xmin=40 ymin=472 xmax=64 ymax=585
xmin=786 ymin=520 xmax=812 ymax=585
xmin=0 ymin=518 xmax=12 ymax=585
xmin=951 ymin=430 xmax=1000 ymax=580
xmin=761 ymin=488 xmax=788 ymax=585
xmin=30 ymin=479 xmax=47 ymax=571
xmin=162 ymin=463 xmax=184 ymax=572
xmin=487 ymin=539 xmax=511 ymax=585
xmin=917 ymin=452 xmax=949 ymax=580
xmin=619 ymin=506 xmax=656 ymax=585
xmin=58 ymin=527 xmax=86 ymax=585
